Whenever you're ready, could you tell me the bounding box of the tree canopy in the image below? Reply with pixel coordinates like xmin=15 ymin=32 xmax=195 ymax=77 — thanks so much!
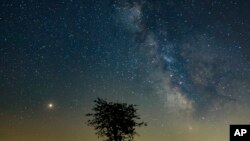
xmin=86 ymin=98 xmax=146 ymax=141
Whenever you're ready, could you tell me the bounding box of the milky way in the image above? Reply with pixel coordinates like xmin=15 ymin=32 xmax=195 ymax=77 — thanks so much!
xmin=114 ymin=0 xmax=250 ymax=119
xmin=1 ymin=0 xmax=250 ymax=141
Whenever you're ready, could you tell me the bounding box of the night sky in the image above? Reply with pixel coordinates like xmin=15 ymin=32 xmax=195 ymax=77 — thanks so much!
xmin=1 ymin=0 xmax=250 ymax=141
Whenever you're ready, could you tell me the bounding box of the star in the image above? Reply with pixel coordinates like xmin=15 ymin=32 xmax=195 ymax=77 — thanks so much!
xmin=48 ymin=103 xmax=54 ymax=109
xmin=188 ymin=125 xmax=193 ymax=130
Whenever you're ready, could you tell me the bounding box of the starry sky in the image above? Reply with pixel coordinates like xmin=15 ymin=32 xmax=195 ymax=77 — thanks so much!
xmin=1 ymin=0 xmax=250 ymax=141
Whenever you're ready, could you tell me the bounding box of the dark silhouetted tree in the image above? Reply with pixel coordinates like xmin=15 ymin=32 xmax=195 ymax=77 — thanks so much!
xmin=86 ymin=98 xmax=146 ymax=141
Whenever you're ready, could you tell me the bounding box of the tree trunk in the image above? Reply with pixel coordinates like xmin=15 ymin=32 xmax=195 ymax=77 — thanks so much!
xmin=114 ymin=133 xmax=118 ymax=141
xmin=113 ymin=127 xmax=118 ymax=141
